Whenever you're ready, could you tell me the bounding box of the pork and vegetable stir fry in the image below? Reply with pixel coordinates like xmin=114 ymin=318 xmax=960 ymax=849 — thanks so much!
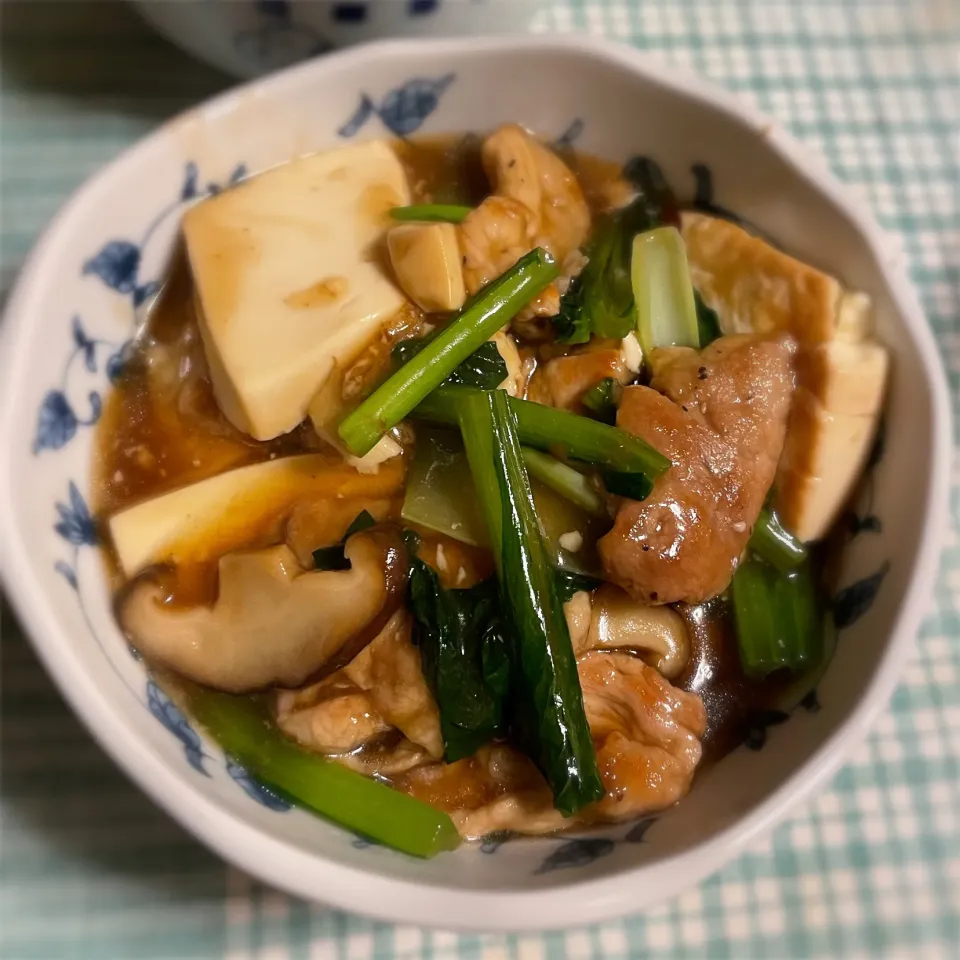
xmin=95 ymin=126 xmax=888 ymax=857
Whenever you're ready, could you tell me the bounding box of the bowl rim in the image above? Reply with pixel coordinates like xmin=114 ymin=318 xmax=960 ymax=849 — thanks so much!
xmin=0 ymin=34 xmax=952 ymax=932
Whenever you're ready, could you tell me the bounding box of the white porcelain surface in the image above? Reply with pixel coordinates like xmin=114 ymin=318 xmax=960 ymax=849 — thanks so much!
xmin=133 ymin=0 xmax=542 ymax=78
xmin=0 ymin=37 xmax=950 ymax=931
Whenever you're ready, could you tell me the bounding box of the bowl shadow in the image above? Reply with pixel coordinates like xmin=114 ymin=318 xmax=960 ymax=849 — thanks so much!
xmin=0 ymin=0 xmax=230 ymax=118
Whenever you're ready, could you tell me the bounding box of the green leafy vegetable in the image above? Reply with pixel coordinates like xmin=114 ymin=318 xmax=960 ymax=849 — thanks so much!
xmin=631 ymin=226 xmax=700 ymax=358
xmin=555 ymin=571 xmax=602 ymax=603
xmin=520 ymin=447 xmax=607 ymax=518
xmin=189 ymin=688 xmax=460 ymax=858
xmin=581 ymin=377 xmax=622 ymax=423
xmin=390 ymin=203 xmax=473 ymax=223
xmin=338 ymin=248 xmax=558 ymax=456
xmin=749 ymin=507 xmax=808 ymax=573
xmin=774 ymin=612 xmax=837 ymax=713
xmin=407 ymin=556 xmax=510 ymax=762
xmin=577 ymin=195 xmax=662 ymax=340
xmin=694 ymin=291 xmax=722 ymax=347
xmin=311 ymin=510 xmax=378 ymax=570
xmin=392 ymin=337 xmax=506 ymax=390
xmin=415 ymin=386 xmax=671 ymax=479
xmin=458 ymin=390 xmax=604 ymax=816
xmin=731 ymin=555 xmax=822 ymax=678
xmin=554 ymin=275 xmax=591 ymax=345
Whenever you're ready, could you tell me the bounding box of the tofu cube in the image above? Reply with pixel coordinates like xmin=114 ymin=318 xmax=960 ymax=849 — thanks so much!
xmin=182 ymin=141 xmax=411 ymax=441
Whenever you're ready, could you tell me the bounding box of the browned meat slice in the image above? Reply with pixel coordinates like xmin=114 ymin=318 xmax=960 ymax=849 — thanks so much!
xmin=276 ymin=677 xmax=390 ymax=754
xmin=342 ymin=610 xmax=443 ymax=759
xmin=578 ymin=652 xmax=706 ymax=823
xmin=396 ymin=652 xmax=706 ymax=838
xmin=528 ymin=339 xmax=631 ymax=412
xmin=275 ymin=610 xmax=443 ymax=760
xmin=458 ymin=126 xmax=591 ymax=323
xmin=599 ymin=335 xmax=793 ymax=604
xmin=481 ymin=124 xmax=591 ymax=267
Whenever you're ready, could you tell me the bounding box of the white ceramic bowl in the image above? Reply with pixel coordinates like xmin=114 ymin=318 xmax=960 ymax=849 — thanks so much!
xmin=133 ymin=0 xmax=543 ymax=78
xmin=0 ymin=37 xmax=950 ymax=932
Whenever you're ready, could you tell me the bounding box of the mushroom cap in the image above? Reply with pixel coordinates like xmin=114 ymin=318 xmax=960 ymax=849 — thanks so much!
xmin=120 ymin=528 xmax=406 ymax=693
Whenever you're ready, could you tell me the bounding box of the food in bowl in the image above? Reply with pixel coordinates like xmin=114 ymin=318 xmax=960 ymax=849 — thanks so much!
xmin=93 ymin=125 xmax=888 ymax=857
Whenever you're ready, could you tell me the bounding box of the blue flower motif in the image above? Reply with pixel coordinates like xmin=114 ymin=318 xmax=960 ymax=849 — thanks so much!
xmin=409 ymin=0 xmax=439 ymax=13
xmin=228 ymin=163 xmax=248 ymax=186
xmin=352 ymin=835 xmax=380 ymax=849
xmin=849 ymin=513 xmax=882 ymax=536
xmin=106 ymin=340 xmax=133 ymax=384
xmin=535 ymin=838 xmax=615 ymax=874
xmin=624 ymin=817 xmax=657 ymax=843
xmin=83 ymin=240 xmax=141 ymax=295
xmin=54 ymin=481 xmax=98 ymax=546
xmin=71 ymin=315 xmax=97 ymax=372
xmin=339 ymin=73 xmax=455 ymax=138
xmin=181 ymin=162 xmax=200 ymax=201
xmin=833 ymin=561 xmax=890 ymax=630
xmin=226 ymin=761 xmax=292 ymax=811
xmin=133 ymin=280 xmax=160 ymax=309
xmin=147 ymin=680 xmax=208 ymax=776
xmin=34 ymin=390 xmax=78 ymax=452
xmin=54 ymin=559 xmax=78 ymax=591
xmin=480 ymin=831 xmax=512 ymax=854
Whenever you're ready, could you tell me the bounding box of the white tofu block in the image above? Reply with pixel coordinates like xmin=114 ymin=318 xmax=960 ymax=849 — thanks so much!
xmin=109 ymin=454 xmax=396 ymax=576
xmin=183 ymin=141 xmax=411 ymax=441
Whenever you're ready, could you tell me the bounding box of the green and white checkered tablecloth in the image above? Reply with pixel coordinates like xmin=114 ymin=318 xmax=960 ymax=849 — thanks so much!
xmin=1 ymin=1 xmax=958 ymax=956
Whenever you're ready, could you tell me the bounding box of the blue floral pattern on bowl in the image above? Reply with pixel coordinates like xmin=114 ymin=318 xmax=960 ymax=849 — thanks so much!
xmin=338 ymin=73 xmax=455 ymax=138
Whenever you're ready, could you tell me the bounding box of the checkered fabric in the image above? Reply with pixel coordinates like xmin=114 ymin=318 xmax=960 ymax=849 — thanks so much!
xmin=1 ymin=1 xmax=958 ymax=957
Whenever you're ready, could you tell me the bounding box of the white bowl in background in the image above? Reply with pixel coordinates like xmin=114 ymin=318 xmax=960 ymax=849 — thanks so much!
xmin=0 ymin=37 xmax=950 ymax=931
xmin=133 ymin=0 xmax=543 ymax=78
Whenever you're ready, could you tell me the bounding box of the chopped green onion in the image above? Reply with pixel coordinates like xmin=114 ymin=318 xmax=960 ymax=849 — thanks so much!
xmin=189 ymin=689 xmax=460 ymax=858
xmin=631 ymin=226 xmax=700 ymax=358
xmin=581 ymin=377 xmax=622 ymax=423
xmin=415 ymin=386 xmax=671 ymax=479
xmin=390 ymin=204 xmax=473 ymax=223
xmin=731 ymin=555 xmax=822 ymax=679
xmin=520 ymin=447 xmax=607 ymax=518
xmin=601 ymin=470 xmax=654 ymax=501
xmin=338 ymin=249 xmax=558 ymax=456
xmin=774 ymin=613 xmax=837 ymax=713
xmin=458 ymin=390 xmax=604 ymax=816
xmin=750 ymin=507 xmax=808 ymax=573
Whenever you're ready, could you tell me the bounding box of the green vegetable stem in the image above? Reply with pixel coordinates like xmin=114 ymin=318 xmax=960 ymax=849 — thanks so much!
xmin=631 ymin=226 xmax=700 ymax=358
xmin=338 ymin=248 xmax=558 ymax=456
xmin=749 ymin=507 xmax=808 ymax=573
xmin=731 ymin=555 xmax=822 ymax=678
xmin=390 ymin=204 xmax=473 ymax=223
xmin=189 ymin=689 xmax=460 ymax=858
xmin=520 ymin=448 xmax=607 ymax=518
xmin=415 ymin=386 xmax=671 ymax=480
xmin=458 ymin=390 xmax=604 ymax=817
